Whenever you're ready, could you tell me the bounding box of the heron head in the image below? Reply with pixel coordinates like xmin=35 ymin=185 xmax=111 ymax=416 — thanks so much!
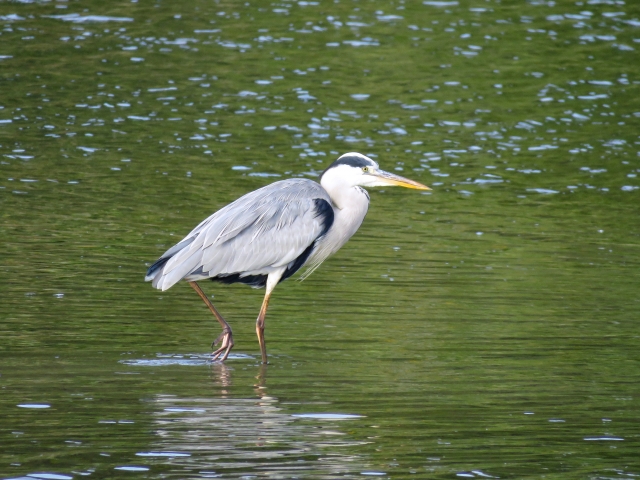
xmin=320 ymin=152 xmax=430 ymax=191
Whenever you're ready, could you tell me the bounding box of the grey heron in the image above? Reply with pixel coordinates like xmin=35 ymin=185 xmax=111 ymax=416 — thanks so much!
xmin=145 ymin=152 xmax=430 ymax=363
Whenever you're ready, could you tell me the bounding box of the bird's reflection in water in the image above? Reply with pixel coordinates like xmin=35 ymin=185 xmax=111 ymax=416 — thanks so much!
xmin=254 ymin=362 xmax=268 ymax=391
xmin=209 ymin=362 xmax=233 ymax=394
xmin=148 ymin=365 xmax=371 ymax=478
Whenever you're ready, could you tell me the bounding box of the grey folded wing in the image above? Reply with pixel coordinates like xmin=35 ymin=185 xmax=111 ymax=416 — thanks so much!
xmin=146 ymin=178 xmax=334 ymax=291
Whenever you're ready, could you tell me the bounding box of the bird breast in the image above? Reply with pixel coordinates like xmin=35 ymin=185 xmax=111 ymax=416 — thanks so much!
xmin=305 ymin=186 xmax=370 ymax=269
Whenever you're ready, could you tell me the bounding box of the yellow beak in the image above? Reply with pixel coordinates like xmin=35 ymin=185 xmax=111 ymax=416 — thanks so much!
xmin=373 ymin=169 xmax=431 ymax=190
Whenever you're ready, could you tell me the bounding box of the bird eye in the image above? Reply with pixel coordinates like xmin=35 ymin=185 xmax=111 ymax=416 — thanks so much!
xmin=362 ymin=167 xmax=369 ymax=173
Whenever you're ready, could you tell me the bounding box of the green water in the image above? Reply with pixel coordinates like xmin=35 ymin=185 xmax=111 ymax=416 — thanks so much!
xmin=1 ymin=0 xmax=639 ymax=478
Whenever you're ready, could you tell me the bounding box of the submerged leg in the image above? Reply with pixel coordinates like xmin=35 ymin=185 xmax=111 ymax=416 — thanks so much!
xmin=256 ymin=290 xmax=272 ymax=364
xmin=256 ymin=274 xmax=281 ymax=364
xmin=189 ymin=281 xmax=234 ymax=362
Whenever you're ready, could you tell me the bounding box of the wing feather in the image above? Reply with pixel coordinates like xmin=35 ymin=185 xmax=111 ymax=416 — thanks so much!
xmin=146 ymin=178 xmax=334 ymax=291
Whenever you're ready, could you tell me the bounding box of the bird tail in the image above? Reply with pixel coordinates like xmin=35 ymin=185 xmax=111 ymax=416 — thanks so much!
xmin=144 ymin=235 xmax=199 ymax=290
xmin=145 ymin=256 xmax=171 ymax=282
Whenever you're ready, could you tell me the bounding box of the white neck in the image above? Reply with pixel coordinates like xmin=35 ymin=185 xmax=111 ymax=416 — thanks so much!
xmin=316 ymin=179 xmax=370 ymax=256
xmin=304 ymin=166 xmax=372 ymax=273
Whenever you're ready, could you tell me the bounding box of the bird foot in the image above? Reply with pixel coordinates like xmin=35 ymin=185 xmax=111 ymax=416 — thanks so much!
xmin=211 ymin=328 xmax=234 ymax=362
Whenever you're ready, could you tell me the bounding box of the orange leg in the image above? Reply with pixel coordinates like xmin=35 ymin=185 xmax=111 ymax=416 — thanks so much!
xmin=255 ymin=290 xmax=272 ymax=364
xmin=189 ymin=281 xmax=234 ymax=362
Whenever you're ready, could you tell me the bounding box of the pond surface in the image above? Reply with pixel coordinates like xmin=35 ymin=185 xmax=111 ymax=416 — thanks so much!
xmin=1 ymin=0 xmax=640 ymax=478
